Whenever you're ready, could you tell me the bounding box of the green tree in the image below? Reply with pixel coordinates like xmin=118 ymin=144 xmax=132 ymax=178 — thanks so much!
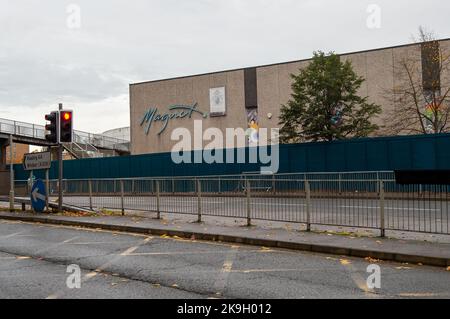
xmin=279 ymin=51 xmax=381 ymax=143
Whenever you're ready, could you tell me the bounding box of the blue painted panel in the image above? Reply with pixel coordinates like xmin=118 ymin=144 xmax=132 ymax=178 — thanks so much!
xmin=326 ymin=143 xmax=346 ymax=171
xmin=11 ymin=133 xmax=450 ymax=181
xmin=366 ymin=141 xmax=388 ymax=171
xmin=346 ymin=142 xmax=366 ymax=171
xmin=412 ymin=138 xmax=436 ymax=169
xmin=388 ymin=140 xmax=412 ymax=170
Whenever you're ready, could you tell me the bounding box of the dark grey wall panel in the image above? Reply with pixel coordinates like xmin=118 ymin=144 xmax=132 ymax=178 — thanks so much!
xmin=244 ymin=67 xmax=258 ymax=108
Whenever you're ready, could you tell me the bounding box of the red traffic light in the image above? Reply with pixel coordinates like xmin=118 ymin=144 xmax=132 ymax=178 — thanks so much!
xmin=59 ymin=110 xmax=73 ymax=143
xmin=62 ymin=112 xmax=71 ymax=121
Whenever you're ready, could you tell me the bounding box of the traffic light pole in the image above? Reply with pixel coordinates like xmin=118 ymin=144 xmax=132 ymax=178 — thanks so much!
xmin=9 ymin=135 xmax=14 ymax=212
xmin=58 ymin=103 xmax=63 ymax=213
xmin=58 ymin=144 xmax=63 ymax=212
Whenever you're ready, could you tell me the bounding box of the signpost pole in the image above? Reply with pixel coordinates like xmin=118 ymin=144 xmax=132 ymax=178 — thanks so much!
xmin=29 ymin=170 xmax=33 ymax=195
xmin=58 ymin=103 xmax=63 ymax=213
xmin=9 ymin=135 xmax=14 ymax=212
xmin=45 ymin=169 xmax=49 ymax=212
xmin=30 ymin=170 xmax=34 ymax=213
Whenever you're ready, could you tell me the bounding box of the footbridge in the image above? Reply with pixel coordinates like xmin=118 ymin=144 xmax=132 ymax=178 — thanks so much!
xmin=0 ymin=117 xmax=130 ymax=169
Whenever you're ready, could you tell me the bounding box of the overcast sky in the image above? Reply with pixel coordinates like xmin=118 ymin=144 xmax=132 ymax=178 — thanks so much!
xmin=1 ymin=0 xmax=449 ymax=133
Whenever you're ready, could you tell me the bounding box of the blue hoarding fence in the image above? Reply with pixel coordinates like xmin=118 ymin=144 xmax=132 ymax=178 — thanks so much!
xmin=13 ymin=133 xmax=450 ymax=181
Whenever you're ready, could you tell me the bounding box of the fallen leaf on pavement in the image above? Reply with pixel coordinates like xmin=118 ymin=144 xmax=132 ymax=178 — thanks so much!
xmin=340 ymin=259 xmax=351 ymax=266
xmin=172 ymin=284 xmax=179 ymax=288
xmin=152 ymin=284 xmax=161 ymax=288
xmin=365 ymin=257 xmax=380 ymax=263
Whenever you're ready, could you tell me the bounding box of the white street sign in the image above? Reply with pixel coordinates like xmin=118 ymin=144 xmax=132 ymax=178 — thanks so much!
xmin=23 ymin=152 xmax=51 ymax=171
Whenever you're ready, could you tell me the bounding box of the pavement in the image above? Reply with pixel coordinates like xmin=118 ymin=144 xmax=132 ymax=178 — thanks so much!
xmin=5 ymin=195 xmax=450 ymax=242
xmin=0 ymin=209 xmax=449 ymax=268
xmin=0 ymin=219 xmax=449 ymax=299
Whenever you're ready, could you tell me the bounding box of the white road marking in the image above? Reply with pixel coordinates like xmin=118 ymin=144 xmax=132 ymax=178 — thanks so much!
xmin=64 ymin=197 xmax=445 ymax=212
xmin=398 ymin=292 xmax=450 ymax=297
xmin=0 ymin=231 xmax=27 ymax=239
xmin=339 ymin=205 xmax=440 ymax=212
xmin=232 ymin=268 xmax=314 ymax=273
xmin=46 ymin=236 xmax=152 ymax=299
xmin=127 ymin=250 xmax=240 ymax=256
xmin=34 ymin=237 xmax=79 ymax=256
xmin=212 ymin=246 xmax=239 ymax=297
xmin=67 ymin=241 xmax=141 ymax=246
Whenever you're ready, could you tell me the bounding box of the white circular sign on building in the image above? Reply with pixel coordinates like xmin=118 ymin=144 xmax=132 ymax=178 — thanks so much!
xmin=209 ymin=87 xmax=226 ymax=115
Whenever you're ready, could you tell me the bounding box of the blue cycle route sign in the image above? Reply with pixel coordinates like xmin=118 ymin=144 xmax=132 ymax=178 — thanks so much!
xmin=31 ymin=179 xmax=47 ymax=213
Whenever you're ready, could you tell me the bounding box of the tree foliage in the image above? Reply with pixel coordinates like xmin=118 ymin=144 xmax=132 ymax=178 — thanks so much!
xmin=383 ymin=27 xmax=450 ymax=135
xmin=279 ymin=51 xmax=381 ymax=143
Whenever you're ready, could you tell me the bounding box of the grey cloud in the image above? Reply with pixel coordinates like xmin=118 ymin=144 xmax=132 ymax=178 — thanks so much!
xmin=0 ymin=0 xmax=449 ymax=131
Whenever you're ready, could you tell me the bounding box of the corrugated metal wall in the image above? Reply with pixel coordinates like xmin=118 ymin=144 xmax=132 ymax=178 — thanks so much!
xmin=14 ymin=133 xmax=450 ymax=180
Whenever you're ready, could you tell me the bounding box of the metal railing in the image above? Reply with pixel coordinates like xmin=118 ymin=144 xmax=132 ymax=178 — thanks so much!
xmin=14 ymin=172 xmax=450 ymax=236
xmin=0 ymin=117 xmax=129 ymax=152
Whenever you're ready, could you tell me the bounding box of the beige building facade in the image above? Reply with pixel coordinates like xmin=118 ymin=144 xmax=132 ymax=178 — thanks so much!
xmin=130 ymin=39 xmax=450 ymax=155
xmin=5 ymin=143 xmax=29 ymax=165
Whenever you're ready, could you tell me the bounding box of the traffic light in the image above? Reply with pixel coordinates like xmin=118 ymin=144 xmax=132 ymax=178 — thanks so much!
xmin=45 ymin=111 xmax=59 ymax=144
xmin=59 ymin=110 xmax=73 ymax=143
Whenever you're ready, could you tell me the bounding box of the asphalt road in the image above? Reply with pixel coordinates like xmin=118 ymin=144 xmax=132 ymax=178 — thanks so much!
xmin=0 ymin=220 xmax=449 ymax=299
xmin=58 ymin=195 xmax=450 ymax=234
